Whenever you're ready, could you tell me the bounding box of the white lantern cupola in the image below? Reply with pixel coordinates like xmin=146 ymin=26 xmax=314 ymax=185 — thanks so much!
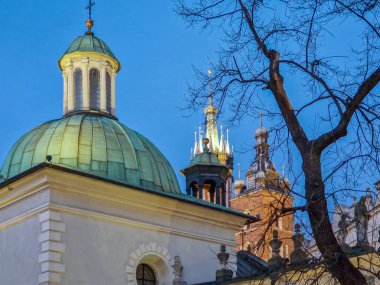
xmin=58 ymin=18 xmax=120 ymax=118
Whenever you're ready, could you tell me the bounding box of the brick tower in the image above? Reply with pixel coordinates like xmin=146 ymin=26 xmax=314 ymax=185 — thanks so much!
xmin=230 ymin=115 xmax=294 ymax=261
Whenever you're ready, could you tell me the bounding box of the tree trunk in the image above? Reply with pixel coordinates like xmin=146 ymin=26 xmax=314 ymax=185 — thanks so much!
xmin=303 ymin=153 xmax=367 ymax=285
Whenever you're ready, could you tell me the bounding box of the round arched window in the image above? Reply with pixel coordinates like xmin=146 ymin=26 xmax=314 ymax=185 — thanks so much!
xmin=136 ymin=264 xmax=156 ymax=285
xmin=89 ymin=68 xmax=100 ymax=110
xmin=106 ymin=71 xmax=112 ymax=113
xmin=74 ymin=69 xmax=83 ymax=110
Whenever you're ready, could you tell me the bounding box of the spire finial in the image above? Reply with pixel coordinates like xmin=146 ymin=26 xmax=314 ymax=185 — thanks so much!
xmin=198 ymin=126 xmax=204 ymax=153
xmin=238 ymin=163 xmax=241 ymax=179
xmin=282 ymin=164 xmax=285 ymax=178
xmin=203 ymin=138 xmax=210 ymax=153
xmin=259 ymin=112 xmax=263 ymax=128
xmin=225 ymin=129 xmax=231 ymax=154
xmin=208 ymin=68 xmax=213 ymax=106
xmin=85 ymin=0 xmax=95 ymax=31
xmin=193 ymin=131 xmax=198 ymax=157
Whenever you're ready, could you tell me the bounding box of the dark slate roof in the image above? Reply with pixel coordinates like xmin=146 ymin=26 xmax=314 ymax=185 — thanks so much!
xmin=236 ymin=250 xmax=269 ymax=278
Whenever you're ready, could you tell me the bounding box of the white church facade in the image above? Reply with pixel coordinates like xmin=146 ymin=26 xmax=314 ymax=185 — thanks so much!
xmin=0 ymin=16 xmax=253 ymax=285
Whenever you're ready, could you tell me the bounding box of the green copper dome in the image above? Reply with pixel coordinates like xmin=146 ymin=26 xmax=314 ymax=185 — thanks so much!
xmin=188 ymin=151 xmax=223 ymax=168
xmin=63 ymin=32 xmax=118 ymax=61
xmin=1 ymin=114 xmax=180 ymax=194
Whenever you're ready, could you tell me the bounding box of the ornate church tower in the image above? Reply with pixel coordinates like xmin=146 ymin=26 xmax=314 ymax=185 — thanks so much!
xmin=245 ymin=115 xmax=279 ymax=191
xmin=230 ymin=115 xmax=294 ymax=261
xmin=185 ymin=70 xmax=234 ymax=206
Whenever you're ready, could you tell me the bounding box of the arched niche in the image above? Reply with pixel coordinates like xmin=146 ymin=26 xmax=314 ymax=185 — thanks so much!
xmin=126 ymin=243 xmax=172 ymax=285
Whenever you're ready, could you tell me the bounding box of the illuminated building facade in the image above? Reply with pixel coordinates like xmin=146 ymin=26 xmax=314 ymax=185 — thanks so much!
xmin=0 ymin=14 xmax=252 ymax=285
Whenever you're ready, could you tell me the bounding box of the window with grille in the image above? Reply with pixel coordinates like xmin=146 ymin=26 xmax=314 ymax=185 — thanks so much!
xmin=74 ymin=69 xmax=83 ymax=110
xmin=89 ymin=68 xmax=100 ymax=110
xmin=136 ymin=264 xmax=156 ymax=285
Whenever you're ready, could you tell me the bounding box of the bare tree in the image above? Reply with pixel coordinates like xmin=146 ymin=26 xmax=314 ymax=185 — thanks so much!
xmin=176 ymin=0 xmax=380 ymax=284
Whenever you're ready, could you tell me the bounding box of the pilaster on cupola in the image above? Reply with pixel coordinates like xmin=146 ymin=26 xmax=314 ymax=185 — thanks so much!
xmin=58 ymin=13 xmax=121 ymax=118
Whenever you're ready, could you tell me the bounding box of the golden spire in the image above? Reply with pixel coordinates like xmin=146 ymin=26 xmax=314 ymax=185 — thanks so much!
xmin=208 ymin=69 xmax=213 ymax=106
xmin=204 ymin=67 xmax=219 ymax=152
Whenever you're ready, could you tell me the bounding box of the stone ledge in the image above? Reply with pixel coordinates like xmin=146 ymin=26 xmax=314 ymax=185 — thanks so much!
xmin=39 ymin=231 xmax=62 ymax=243
xmin=41 ymin=241 xmax=66 ymax=253
xmin=41 ymin=262 xmax=65 ymax=273
xmin=38 ymin=210 xmax=65 ymax=285
xmin=39 ymin=211 xmax=62 ymax=223
xmin=41 ymin=221 xmax=66 ymax=233
xmin=39 ymin=272 xmax=61 ymax=283
xmin=39 ymin=252 xmax=61 ymax=263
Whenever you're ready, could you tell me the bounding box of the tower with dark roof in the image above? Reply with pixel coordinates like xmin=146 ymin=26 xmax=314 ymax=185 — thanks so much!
xmin=230 ymin=115 xmax=294 ymax=261
xmin=185 ymin=70 xmax=234 ymax=206
xmin=181 ymin=138 xmax=230 ymax=206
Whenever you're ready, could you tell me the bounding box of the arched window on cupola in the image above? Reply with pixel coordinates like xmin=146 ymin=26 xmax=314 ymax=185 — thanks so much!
xmin=187 ymin=181 xmax=199 ymax=198
xmin=74 ymin=69 xmax=83 ymax=110
xmin=89 ymin=68 xmax=100 ymax=110
xmin=106 ymin=71 xmax=112 ymax=113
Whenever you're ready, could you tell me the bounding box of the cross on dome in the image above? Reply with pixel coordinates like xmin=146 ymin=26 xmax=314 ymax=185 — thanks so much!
xmin=59 ymin=4 xmax=121 ymax=118
xmin=86 ymin=0 xmax=95 ymax=20
xmin=85 ymin=0 xmax=95 ymax=31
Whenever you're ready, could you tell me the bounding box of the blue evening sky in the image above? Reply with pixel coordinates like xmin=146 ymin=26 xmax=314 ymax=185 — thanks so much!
xmin=0 ymin=1 xmax=259 ymax=188
xmin=0 ymin=0 xmax=376 ymax=212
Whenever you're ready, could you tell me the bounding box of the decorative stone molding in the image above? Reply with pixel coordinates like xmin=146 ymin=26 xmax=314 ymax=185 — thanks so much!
xmin=38 ymin=210 xmax=65 ymax=285
xmin=126 ymin=242 xmax=172 ymax=285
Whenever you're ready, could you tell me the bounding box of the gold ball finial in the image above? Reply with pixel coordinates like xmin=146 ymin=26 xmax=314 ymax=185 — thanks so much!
xmin=86 ymin=19 xmax=94 ymax=30
xmin=203 ymin=138 xmax=210 ymax=153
